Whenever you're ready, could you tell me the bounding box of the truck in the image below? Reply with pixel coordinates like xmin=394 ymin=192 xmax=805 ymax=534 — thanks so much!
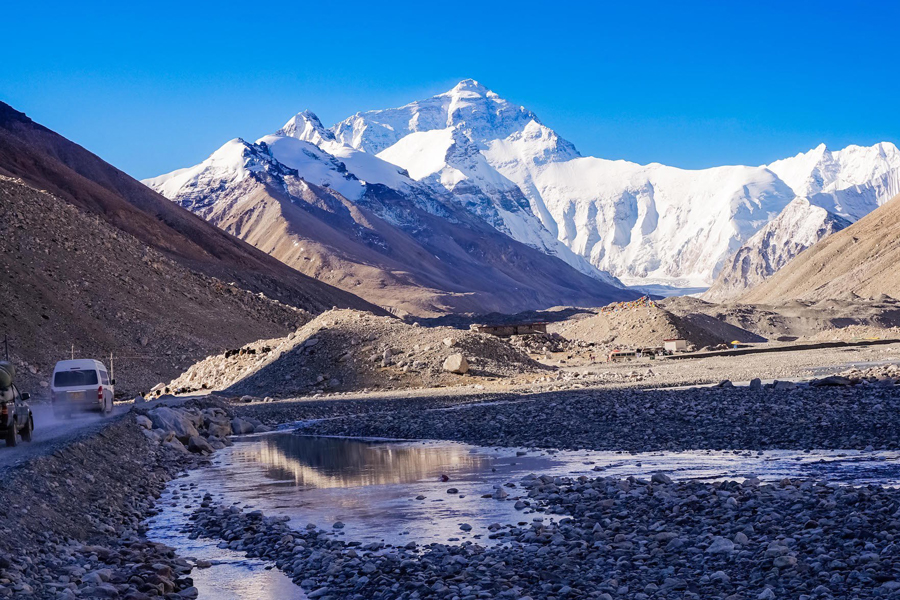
xmin=0 ymin=361 xmax=34 ymax=447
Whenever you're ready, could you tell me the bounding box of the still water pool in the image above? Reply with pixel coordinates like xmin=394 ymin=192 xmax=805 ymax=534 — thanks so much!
xmin=146 ymin=433 xmax=900 ymax=598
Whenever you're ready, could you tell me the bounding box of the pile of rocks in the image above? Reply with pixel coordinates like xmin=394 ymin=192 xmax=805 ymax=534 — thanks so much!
xmin=548 ymin=304 xmax=724 ymax=350
xmin=138 ymin=404 xmax=271 ymax=455
xmin=165 ymin=309 xmax=551 ymax=398
xmin=184 ymin=474 xmax=900 ymax=599
xmin=837 ymin=363 xmax=900 ymax=385
xmin=506 ymin=332 xmax=573 ymax=356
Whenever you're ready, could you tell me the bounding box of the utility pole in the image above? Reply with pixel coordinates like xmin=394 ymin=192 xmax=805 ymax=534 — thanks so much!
xmin=3 ymin=336 xmax=8 ymax=361
xmin=71 ymin=344 xmax=75 ymax=360
xmin=110 ymin=351 xmax=115 ymax=382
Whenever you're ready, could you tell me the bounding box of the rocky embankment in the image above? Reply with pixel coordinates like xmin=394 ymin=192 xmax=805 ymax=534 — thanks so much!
xmin=184 ymin=473 xmax=900 ymax=600
xmin=0 ymin=398 xmax=268 ymax=599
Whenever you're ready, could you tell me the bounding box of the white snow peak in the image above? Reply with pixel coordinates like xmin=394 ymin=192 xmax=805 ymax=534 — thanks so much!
xmin=145 ymin=80 xmax=900 ymax=291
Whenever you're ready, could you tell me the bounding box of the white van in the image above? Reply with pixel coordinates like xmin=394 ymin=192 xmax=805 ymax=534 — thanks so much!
xmin=51 ymin=359 xmax=115 ymax=416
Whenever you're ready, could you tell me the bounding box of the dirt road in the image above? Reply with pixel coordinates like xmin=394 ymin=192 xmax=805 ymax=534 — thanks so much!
xmin=0 ymin=403 xmax=128 ymax=470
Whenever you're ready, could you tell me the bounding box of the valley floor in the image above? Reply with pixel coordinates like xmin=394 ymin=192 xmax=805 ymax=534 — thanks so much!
xmin=3 ymin=351 xmax=900 ymax=599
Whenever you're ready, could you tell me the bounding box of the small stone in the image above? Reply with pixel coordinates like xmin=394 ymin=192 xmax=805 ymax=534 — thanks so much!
xmin=651 ymin=472 xmax=672 ymax=485
xmin=706 ymin=536 xmax=735 ymax=554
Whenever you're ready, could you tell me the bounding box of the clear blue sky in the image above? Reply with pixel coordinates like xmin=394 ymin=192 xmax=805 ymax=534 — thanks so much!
xmin=3 ymin=1 xmax=898 ymax=179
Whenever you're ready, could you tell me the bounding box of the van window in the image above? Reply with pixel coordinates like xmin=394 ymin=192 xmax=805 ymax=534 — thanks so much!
xmin=100 ymin=370 xmax=109 ymax=385
xmin=54 ymin=370 xmax=99 ymax=387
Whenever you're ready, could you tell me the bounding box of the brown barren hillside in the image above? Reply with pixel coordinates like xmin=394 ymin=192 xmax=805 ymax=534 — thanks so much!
xmin=0 ymin=101 xmax=381 ymax=315
xmin=741 ymin=193 xmax=900 ymax=303
xmin=0 ymin=177 xmax=309 ymax=397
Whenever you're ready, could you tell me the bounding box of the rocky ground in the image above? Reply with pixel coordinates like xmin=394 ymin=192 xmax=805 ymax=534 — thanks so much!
xmin=661 ymin=295 xmax=900 ymax=343
xmin=5 ymin=354 xmax=900 ymax=599
xmin=0 ymin=397 xmax=272 ymax=599
xmin=183 ymin=473 xmax=900 ymax=600
xmin=242 ymin=375 xmax=900 ymax=453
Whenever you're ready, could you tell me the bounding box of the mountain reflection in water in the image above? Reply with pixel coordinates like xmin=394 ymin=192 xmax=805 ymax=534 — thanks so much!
xmin=231 ymin=435 xmax=496 ymax=489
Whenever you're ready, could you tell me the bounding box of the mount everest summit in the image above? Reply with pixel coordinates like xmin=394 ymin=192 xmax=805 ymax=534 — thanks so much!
xmin=146 ymin=79 xmax=900 ymax=310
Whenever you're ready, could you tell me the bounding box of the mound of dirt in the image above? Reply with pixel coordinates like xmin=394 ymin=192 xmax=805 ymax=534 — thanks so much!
xmin=547 ymin=301 xmax=730 ymax=350
xmin=661 ymin=295 xmax=900 ymax=342
xmin=166 ymin=309 xmax=552 ymax=397
xmin=801 ymin=325 xmax=900 ymax=342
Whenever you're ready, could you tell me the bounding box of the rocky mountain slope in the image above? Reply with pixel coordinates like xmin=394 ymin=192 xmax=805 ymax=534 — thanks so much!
xmin=145 ymin=119 xmax=635 ymax=316
xmin=0 ymin=101 xmax=380 ymax=315
xmin=740 ymin=193 xmax=900 ymax=303
xmin=704 ymin=199 xmax=851 ymax=301
xmin=332 ymin=81 xmax=900 ymax=289
xmin=0 ymin=176 xmax=309 ymax=397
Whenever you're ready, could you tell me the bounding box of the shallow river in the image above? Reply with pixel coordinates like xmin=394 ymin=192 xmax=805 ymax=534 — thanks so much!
xmin=146 ymin=433 xmax=900 ymax=599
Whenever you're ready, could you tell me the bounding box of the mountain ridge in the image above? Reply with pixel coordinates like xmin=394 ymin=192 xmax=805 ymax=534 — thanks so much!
xmin=0 ymin=101 xmax=382 ymax=315
xmin=145 ymin=123 xmax=637 ymax=316
xmin=739 ymin=192 xmax=900 ymax=303
xmin=324 ymin=80 xmax=900 ymax=289
xmin=146 ymin=80 xmax=900 ymax=297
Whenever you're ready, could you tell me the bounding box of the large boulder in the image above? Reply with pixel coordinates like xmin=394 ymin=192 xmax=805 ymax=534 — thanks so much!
xmin=147 ymin=407 xmax=199 ymax=443
xmin=442 ymin=353 xmax=469 ymax=375
xmin=206 ymin=419 xmax=232 ymax=438
xmin=230 ymin=417 xmax=255 ymax=435
xmin=163 ymin=437 xmax=188 ymax=453
xmin=188 ymin=435 xmax=214 ymax=454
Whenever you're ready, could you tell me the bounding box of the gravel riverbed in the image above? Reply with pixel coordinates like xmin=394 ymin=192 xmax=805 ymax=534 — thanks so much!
xmin=241 ymin=382 xmax=900 ymax=452
xmin=5 ymin=374 xmax=900 ymax=599
xmin=184 ymin=473 xmax=900 ymax=599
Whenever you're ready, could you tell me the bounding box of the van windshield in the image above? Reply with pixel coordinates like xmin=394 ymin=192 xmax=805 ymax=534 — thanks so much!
xmin=54 ymin=370 xmax=98 ymax=387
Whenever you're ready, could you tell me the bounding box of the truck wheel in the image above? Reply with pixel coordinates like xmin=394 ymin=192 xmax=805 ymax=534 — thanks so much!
xmin=5 ymin=425 xmax=16 ymax=447
xmin=21 ymin=416 xmax=33 ymax=442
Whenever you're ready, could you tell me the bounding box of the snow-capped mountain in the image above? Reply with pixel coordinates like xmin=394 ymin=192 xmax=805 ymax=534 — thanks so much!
xmin=331 ymin=80 xmax=900 ymax=290
xmin=702 ymin=198 xmax=852 ymax=302
xmin=143 ymin=109 xmax=636 ymax=316
xmin=147 ymin=79 xmax=900 ymax=304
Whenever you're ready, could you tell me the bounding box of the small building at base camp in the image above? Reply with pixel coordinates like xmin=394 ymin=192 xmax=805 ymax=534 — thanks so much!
xmin=473 ymin=322 xmax=548 ymax=337
xmin=664 ymin=339 xmax=688 ymax=352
